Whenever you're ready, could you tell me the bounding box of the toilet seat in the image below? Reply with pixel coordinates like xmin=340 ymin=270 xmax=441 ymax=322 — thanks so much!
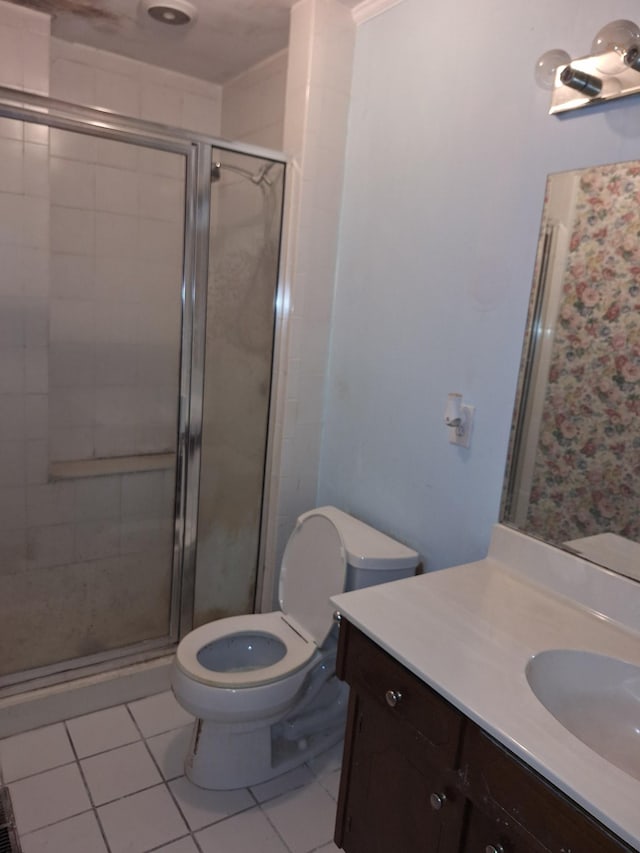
xmin=175 ymin=611 xmax=317 ymax=689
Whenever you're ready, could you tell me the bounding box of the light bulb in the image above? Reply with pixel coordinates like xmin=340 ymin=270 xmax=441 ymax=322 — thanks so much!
xmin=591 ymin=19 xmax=640 ymax=74
xmin=535 ymin=49 xmax=571 ymax=89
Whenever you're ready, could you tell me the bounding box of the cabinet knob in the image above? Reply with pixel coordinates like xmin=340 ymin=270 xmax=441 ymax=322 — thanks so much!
xmin=385 ymin=689 xmax=402 ymax=707
xmin=485 ymin=846 xmax=505 ymax=853
xmin=429 ymin=792 xmax=447 ymax=810
xmin=332 ymin=610 xmax=342 ymax=623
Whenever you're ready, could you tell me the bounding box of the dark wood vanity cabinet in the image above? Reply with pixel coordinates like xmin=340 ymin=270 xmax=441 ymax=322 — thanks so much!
xmin=334 ymin=620 xmax=635 ymax=853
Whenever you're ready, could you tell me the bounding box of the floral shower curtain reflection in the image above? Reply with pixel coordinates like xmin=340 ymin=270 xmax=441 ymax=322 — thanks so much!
xmin=518 ymin=161 xmax=640 ymax=544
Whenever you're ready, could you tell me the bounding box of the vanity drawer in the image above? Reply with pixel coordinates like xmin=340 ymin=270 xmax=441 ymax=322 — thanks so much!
xmin=462 ymin=724 xmax=635 ymax=853
xmin=337 ymin=620 xmax=463 ymax=767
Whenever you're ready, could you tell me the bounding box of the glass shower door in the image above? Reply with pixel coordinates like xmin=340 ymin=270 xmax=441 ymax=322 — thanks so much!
xmin=193 ymin=150 xmax=285 ymax=625
xmin=0 ymin=114 xmax=188 ymax=682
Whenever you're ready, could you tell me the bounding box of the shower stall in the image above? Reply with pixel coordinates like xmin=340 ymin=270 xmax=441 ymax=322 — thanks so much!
xmin=0 ymin=87 xmax=286 ymax=692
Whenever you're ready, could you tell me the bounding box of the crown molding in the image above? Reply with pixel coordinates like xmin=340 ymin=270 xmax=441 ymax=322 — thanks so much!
xmin=351 ymin=0 xmax=405 ymax=25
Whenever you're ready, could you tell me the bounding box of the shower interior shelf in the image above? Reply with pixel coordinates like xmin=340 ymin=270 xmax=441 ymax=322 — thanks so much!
xmin=49 ymin=452 xmax=176 ymax=481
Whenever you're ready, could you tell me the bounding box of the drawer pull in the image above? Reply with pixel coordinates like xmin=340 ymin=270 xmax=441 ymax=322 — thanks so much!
xmin=485 ymin=846 xmax=505 ymax=853
xmin=385 ymin=689 xmax=402 ymax=707
xmin=429 ymin=792 xmax=447 ymax=810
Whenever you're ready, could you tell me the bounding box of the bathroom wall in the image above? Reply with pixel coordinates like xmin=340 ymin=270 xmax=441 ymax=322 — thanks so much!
xmin=317 ymin=0 xmax=640 ymax=571
xmin=221 ymin=50 xmax=288 ymax=150
xmin=261 ymin=0 xmax=356 ymax=602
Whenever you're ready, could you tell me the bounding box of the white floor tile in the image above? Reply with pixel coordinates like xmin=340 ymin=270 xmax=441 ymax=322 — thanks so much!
xmin=146 ymin=724 xmax=192 ymax=780
xmin=20 ymin=811 xmax=108 ymax=853
xmin=196 ymin=806 xmax=289 ymax=853
xmin=66 ymin=705 xmax=140 ymax=757
xmin=81 ymin=741 xmax=162 ymax=805
xmin=153 ymin=838 xmax=200 ymax=853
xmin=9 ymin=763 xmax=92 ymax=835
xmin=314 ymin=843 xmax=341 ymax=852
xmin=0 ymin=723 xmax=75 ymax=782
xmin=98 ymin=784 xmax=188 ymax=853
xmin=128 ymin=691 xmax=194 ymax=737
xmin=261 ymin=780 xmax=337 ymax=853
xmin=250 ymin=764 xmax=315 ymax=804
xmin=168 ymin=776 xmax=253 ymax=831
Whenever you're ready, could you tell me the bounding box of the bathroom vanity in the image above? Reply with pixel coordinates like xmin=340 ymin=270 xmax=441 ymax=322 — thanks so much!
xmin=331 ymin=525 xmax=640 ymax=852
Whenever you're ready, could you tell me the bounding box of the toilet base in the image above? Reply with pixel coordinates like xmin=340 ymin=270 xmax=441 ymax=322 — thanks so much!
xmin=185 ymin=716 xmax=345 ymax=790
xmin=184 ymin=680 xmax=348 ymax=790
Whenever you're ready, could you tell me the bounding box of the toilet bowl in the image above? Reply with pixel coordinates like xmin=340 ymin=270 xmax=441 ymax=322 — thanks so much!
xmin=171 ymin=506 xmax=419 ymax=790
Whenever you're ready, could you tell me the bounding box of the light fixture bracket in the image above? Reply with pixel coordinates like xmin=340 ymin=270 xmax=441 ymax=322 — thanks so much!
xmin=550 ymin=50 xmax=640 ymax=114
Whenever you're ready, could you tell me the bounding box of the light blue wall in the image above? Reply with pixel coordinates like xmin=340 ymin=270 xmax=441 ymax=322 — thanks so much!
xmin=317 ymin=0 xmax=640 ymax=570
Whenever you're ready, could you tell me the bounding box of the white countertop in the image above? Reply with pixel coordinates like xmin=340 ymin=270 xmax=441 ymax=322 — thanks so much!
xmin=331 ymin=527 xmax=640 ymax=850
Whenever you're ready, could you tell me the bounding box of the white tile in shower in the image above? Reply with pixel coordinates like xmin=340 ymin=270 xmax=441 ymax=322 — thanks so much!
xmin=260 ymin=780 xmax=337 ymax=853
xmin=98 ymin=784 xmax=188 ymax=853
xmin=128 ymin=691 xmax=194 ymax=738
xmin=50 ymin=157 xmax=95 ymax=210
xmin=74 ymin=519 xmax=120 ymax=562
xmin=0 ymin=439 xmax=25 ymax=488
xmin=0 ymin=349 xmax=25 ymax=396
xmin=250 ymin=764 xmax=315 ymax=804
xmin=26 ymin=523 xmax=75 ymax=571
xmin=95 ymin=165 xmax=139 ymax=217
xmin=0 ymin=138 xmax=23 ymax=195
xmin=0 ymin=722 xmax=74 ymax=782
xmin=168 ymin=776 xmax=254 ymax=832
xmin=9 ymin=763 xmax=91 ymax=835
xmin=50 ymin=205 xmax=95 ymax=256
xmin=95 ymin=136 xmax=138 ymax=171
xmin=95 ymin=69 xmax=140 ymax=117
xmin=95 ymin=211 xmax=138 ymax=259
xmin=51 ymin=253 xmax=95 ymax=301
xmin=20 ymin=811 xmax=108 ymax=853
xmin=195 ymin=806 xmax=290 ymax=853
xmin=0 ymin=485 xmax=26 ymax=531
xmin=26 ymin=481 xmax=75 ymax=526
xmin=145 ymin=724 xmax=192 ymax=780
xmin=66 ymin=704 xmax=140 ymax=758
xmin=49 ymin=58 xmax=95 ymax=105
xmin=49 ymin=127 xmax=96 ymax=164
xmin=80 ymin=741 xmax=162 ymax=806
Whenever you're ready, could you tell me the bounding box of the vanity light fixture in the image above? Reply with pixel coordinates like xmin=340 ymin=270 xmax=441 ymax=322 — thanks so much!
xmin=444 ymin=393 xmax=474 ymax=449
xmin=536 ymin=20 xmax=640 ymax=114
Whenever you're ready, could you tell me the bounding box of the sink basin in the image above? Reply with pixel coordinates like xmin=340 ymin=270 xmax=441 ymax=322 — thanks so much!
xmin=526 ymin=649 xmax=640 ymax=781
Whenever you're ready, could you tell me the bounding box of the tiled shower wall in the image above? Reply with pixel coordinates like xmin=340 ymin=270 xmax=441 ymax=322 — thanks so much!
xmin=48 ymin=38 xmax=222 ymax=461
xmin=221 ymin=49 xmax=288 ymax=150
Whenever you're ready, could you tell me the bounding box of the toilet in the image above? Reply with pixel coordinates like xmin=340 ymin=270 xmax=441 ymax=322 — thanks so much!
xmin=171 ymin=505 xmax=419 ymax=790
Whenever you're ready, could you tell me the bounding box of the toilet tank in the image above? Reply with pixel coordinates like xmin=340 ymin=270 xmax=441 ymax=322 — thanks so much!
xmin=299 ymin=506 xmax=420 ymax=591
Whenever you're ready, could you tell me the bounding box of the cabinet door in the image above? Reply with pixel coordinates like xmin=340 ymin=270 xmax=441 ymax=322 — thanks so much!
xmin=462 ymin=725 xmax=634 ymax=853
xmin=338 ymin=690 xmax=464 ymax=853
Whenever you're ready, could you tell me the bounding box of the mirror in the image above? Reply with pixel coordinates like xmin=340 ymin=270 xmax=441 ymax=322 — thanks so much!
xmin=502 ymin=159 xmax=640 ymax=583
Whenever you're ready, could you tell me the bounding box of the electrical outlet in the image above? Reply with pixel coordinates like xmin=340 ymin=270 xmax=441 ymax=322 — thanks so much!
xmin=449 ymin=404 xmax=474 ymax=448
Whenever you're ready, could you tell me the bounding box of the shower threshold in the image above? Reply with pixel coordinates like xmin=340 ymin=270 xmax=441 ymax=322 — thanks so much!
xmin=0 ymin=644 xmax=176 ymax=738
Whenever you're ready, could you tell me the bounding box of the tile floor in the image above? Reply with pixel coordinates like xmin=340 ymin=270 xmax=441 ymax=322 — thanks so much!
xmin=0 ymin=691 xmax=343 ymax=853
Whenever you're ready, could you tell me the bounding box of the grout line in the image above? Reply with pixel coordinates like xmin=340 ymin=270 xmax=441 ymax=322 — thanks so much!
xmin=63 ymin=716 xmax=114 ymax=852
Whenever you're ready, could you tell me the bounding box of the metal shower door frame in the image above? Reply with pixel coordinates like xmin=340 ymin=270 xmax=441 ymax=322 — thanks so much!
xmin=0 ymin=86 xmax=287 ymax=688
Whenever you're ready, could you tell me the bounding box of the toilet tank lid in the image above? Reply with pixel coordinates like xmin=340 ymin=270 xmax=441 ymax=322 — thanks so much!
xmin=297 ymin=507 xmax=419 ymax=571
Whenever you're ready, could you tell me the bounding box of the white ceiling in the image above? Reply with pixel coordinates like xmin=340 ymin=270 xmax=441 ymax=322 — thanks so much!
xmin=29 ymin=0 xmax=362 ymax=84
